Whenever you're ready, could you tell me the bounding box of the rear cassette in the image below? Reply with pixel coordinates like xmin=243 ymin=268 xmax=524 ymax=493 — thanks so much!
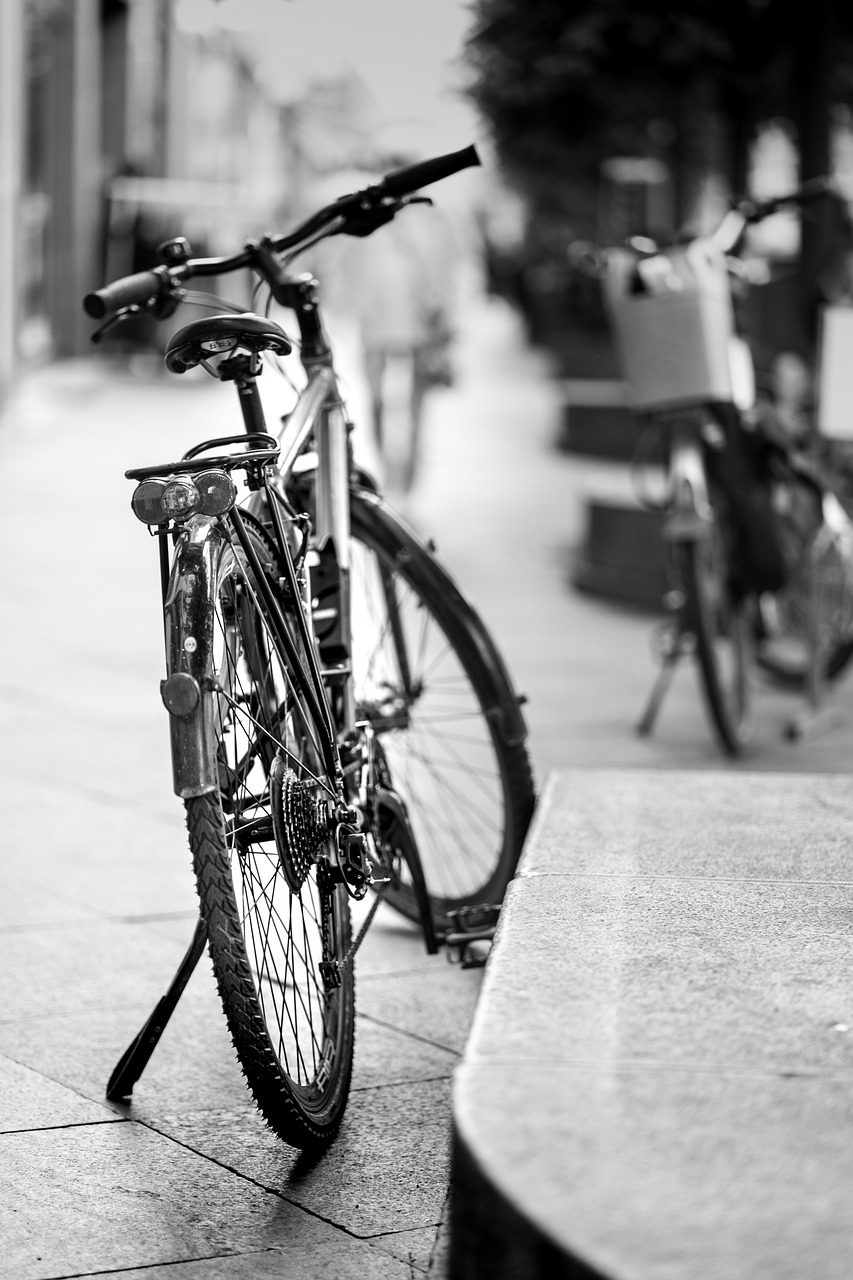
xmin=270 ymin=754 xmax=331 ymax=891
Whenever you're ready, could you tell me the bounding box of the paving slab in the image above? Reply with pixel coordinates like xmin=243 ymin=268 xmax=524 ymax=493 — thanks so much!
xmin=84 ymin=1243 xmax=414 ymax=1279
xmin=1 ymin=810 xmax=194 ymax=928
xmin=356 ymin=964 xmax=485 ymax=1057
xmin=0 ymin=955 xmax=251 ymax=1117
xmin=0 ymin=907 xmax=463 ymax=1277
xmin=152 ymin=1077 xmax=451 ymax=1242
xmin=0 ymin=918 xmax=207 ymax=1026
xmin=451 ymin=768 xmax=853 ymax=1280
xmin=1 ymin=1121 xmax=415 ymax=1280
xmin=0 ymin=1052 xmax=116 ymax=1132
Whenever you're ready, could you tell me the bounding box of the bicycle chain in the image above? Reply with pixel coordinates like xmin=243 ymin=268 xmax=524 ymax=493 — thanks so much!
xmin=340 ymin=889 xmax=383 ymax=973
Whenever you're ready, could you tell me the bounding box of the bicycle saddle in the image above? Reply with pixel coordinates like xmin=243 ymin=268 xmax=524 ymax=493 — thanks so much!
xmin=165 ymin=313 xmax=292 ymax=374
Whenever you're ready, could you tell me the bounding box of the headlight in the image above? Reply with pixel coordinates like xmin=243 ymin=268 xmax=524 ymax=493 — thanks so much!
xmin=161 ymin=477 xmax=201 ymax=518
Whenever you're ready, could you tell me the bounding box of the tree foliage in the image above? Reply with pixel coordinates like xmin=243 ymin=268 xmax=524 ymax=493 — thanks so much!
xmin=465 ymin=0 xmax=852 ymax=225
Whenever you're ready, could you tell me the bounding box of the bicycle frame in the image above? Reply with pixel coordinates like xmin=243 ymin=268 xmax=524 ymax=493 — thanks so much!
xmin=157 ymin=285 xmax=359 ymax=801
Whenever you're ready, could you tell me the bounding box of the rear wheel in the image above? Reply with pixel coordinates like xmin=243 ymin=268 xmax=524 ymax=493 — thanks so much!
xmin=677 ymin=501 xmax=754 ymax=756
xmin=185 ymin=522 xmax=354 ymax=1149
xmin=348 ymin=488 xmax=535 ymax=930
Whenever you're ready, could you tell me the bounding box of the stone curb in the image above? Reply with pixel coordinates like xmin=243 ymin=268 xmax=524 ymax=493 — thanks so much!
xmin=449 ymin=767 xmax=853 ymax=1280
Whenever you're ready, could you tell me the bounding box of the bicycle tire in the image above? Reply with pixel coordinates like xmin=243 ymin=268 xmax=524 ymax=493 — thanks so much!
xmin=677 ymin=506 xmax=754 ymax=756
xmin=185 ymin=522 xmax=354 ymax=1148
xmin=348 ymin=485 xmax=536 ymax=929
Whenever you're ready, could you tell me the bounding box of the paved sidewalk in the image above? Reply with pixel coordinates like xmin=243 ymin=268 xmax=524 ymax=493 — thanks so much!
xmin=0 ymin=349 xmax=482 ymax=1279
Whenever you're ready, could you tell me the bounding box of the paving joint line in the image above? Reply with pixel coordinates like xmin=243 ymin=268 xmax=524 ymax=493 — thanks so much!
xmin=518 ymin=869 xmax=853 ymax=886
xmin=35 ymin=1246 xmax=291 ymax=1279
xmin=351 ymin=1071 xmax=456 ymax=1095
xmin=355 ymin=1011 xmax=462 ymax=1057
xmin=0 ymin=1116 xmax=126 ymax=1137
xmin=133 ymin=1115 xmax=395 ymax=1242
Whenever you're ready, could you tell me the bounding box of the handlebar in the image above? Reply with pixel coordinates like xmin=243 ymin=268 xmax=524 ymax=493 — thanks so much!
xmin=379 ymin=144 xmax=480 ymax=198
xmin=84 ymin=143 xmax=481 ymax=321
xmin=711 ymin=176 xmax=833 ymax=253
xmin=568 ymin=176 xmax=835 ymax=278
xmin=742 ymin=175 xmax=832 ymax=224
xmin=85 ymin=269 xmax=168 ymax=319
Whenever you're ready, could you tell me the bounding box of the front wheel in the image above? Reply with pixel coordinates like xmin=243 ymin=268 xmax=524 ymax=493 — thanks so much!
xmin=348 ymin=487 xmax=536 ymax=930
xmin=677 ymin=510 xmax=755 ymax=756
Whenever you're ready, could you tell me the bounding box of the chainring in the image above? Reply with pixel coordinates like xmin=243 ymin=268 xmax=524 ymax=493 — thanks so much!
xmin=270 ymin=754 xmax=331 ymax=892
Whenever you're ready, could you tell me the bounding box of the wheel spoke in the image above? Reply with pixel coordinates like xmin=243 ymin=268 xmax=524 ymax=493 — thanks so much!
xmin=349 ymin=497 xmax=533 ymax=923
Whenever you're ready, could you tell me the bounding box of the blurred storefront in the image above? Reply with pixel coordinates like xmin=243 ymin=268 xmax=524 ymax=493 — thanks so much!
xmin=0 ymin=0 xmax=286 ymax=402
xmin=0 ymin=0 xmax=25 ymax=401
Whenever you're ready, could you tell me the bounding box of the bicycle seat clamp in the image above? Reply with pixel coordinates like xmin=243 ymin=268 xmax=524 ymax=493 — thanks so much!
xmin=165 ymin=313 xmax=292 ymax=375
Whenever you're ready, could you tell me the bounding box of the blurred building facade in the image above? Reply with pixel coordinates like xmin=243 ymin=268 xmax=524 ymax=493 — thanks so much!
xmin=0 ymin=0 xmax=287 ymax=402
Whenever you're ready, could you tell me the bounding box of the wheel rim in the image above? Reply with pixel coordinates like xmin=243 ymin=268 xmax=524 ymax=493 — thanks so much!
xmin=348 ymin=533 xmax=509 ymax=909
xmin=212 ymin=537 xmax=350 ymax=1109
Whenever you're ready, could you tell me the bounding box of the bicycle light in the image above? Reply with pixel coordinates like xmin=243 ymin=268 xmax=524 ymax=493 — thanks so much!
xmin=194 ymin=469 xmax=237 ymax=515
xmin=160 ymin=477 xmax=201 ymax=519
xmin=131 ymin=470 xmax=236 ymax=525
xmin=131 ymin=478 xmax=168 ymax=525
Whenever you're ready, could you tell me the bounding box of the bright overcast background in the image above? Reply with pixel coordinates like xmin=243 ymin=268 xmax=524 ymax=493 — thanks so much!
xmin=175 ymin=0 xmax=482 ymax=159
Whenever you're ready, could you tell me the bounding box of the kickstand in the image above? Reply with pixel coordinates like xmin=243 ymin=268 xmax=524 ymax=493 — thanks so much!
xmin=636 ymin=617 xmax=690 ymax=738
xmin=106 ymin=915 xmax=208 ymax=1102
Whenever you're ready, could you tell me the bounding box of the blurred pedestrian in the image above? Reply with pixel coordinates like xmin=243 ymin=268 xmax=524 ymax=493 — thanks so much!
xmin=312 ymin=161 xmax=459 ymax=492
xmin=356 ymin=196 xmax=458 ymax=491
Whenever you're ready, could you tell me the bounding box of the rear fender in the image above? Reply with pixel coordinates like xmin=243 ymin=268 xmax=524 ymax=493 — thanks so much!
xmin=160 ymin=515 xmax=228 ymax=799
xmin=664 ymin=435 xmax=713 ymax=542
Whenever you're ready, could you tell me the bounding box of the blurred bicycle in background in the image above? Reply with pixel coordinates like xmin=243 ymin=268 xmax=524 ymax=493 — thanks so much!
xmin=573 ymin=180 xmax=853 ymax=755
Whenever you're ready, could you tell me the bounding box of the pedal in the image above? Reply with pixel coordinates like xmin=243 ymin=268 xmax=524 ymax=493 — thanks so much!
xmin=443 ymin=903 xmax=501 ymax=968
xmin=320 ymin=959 xmax=342 ymax=990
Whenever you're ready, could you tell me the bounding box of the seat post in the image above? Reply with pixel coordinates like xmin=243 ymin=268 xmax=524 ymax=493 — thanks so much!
xmin=215 ymin=349 xmax=268 ymax=435
xmin=235 ymin=374 xmax=267 ymax=436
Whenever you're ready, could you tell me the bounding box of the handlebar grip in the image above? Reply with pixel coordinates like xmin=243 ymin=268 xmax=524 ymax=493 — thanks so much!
xmin=745 ymin=177 xmax=832 ymax=224
xmin=379 ymin=144 xmax=481 ymax=198
xmin=83 ymin=270 xmax=164 ymax=319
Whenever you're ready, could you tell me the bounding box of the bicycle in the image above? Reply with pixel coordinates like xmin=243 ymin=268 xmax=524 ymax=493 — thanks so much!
xmin=577 ymin=180 xmax=853 ymax=755
xmin=83 ymin=143 xmax=535 ymax=1148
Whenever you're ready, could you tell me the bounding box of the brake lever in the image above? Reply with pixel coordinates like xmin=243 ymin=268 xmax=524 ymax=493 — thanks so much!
xmin=90 ymin=306 xmax=142 ymax=344
xmin=342 ymin=204 xmax=398 ymax=238
xmin=89 ymin=282 xmax=183 ymax=343
xmin=342 ymin=194 xmax=434 ymax=238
